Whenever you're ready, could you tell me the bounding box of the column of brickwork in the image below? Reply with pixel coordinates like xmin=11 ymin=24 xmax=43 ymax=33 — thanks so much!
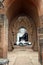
xmin=0 ymin=15 xmax=4 ymax=58
xmin=0 ymin=15 xmax=8 ymax=58
xmin=38 ymin=27 xmax=43 ymax=65
xmin=39 ymin=13 xmax=43 ymax=65
xmin=3 ymin=15 xmax=8 ymax=58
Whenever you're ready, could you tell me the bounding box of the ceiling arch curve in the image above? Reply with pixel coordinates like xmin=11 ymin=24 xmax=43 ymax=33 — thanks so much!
xmin=3 ymin=0 xmax=40 ymax=26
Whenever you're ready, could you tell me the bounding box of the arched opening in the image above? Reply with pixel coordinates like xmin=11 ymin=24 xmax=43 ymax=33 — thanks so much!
xmin=8 ymin=16 xmax=37 ymax=51
xmin=6 ymin=0 xmax=39 ymax=51
xmin=8 ymin=16 xmax=40 ymax=65
xmin=0 ymin=0 xmax=41 ymax=65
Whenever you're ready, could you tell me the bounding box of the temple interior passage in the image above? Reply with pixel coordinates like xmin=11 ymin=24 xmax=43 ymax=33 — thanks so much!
xmin=0 ymin=0 xmax=43 ymax=65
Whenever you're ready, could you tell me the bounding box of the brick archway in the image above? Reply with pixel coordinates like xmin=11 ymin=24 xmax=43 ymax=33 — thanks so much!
xmin=8 ymin=16 xmax=38 ymax=51
xmin=0 ymin=0 xmax=43 ymax=64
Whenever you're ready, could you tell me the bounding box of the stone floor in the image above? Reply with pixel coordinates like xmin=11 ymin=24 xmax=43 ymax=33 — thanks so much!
xmin=8 ymin=46 xmax=41 ymax=65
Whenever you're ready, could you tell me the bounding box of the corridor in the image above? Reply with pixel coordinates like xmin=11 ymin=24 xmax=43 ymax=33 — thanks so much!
xmin=8 ymin=47 xmax=41 ymax=65
xmin=0 ymin=0 xmax=43 ymax=65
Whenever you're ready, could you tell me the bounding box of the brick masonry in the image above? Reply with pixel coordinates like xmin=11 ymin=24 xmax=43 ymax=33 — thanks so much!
xmin=0 ymin=0 xmax=43 ymax=64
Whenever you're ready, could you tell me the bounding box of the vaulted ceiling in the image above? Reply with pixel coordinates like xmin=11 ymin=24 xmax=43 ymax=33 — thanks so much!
xmin=3 ymin=0 xmax=41 ymax=26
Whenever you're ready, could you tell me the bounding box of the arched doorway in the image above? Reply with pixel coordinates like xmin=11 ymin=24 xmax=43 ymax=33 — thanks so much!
xmin=0 ymin=0 xmax=41 ymax=65
xmin=8 ymin=16 xmax=40 ymax=65
xmin=8 ymin=16 xmax=37 ymax=51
